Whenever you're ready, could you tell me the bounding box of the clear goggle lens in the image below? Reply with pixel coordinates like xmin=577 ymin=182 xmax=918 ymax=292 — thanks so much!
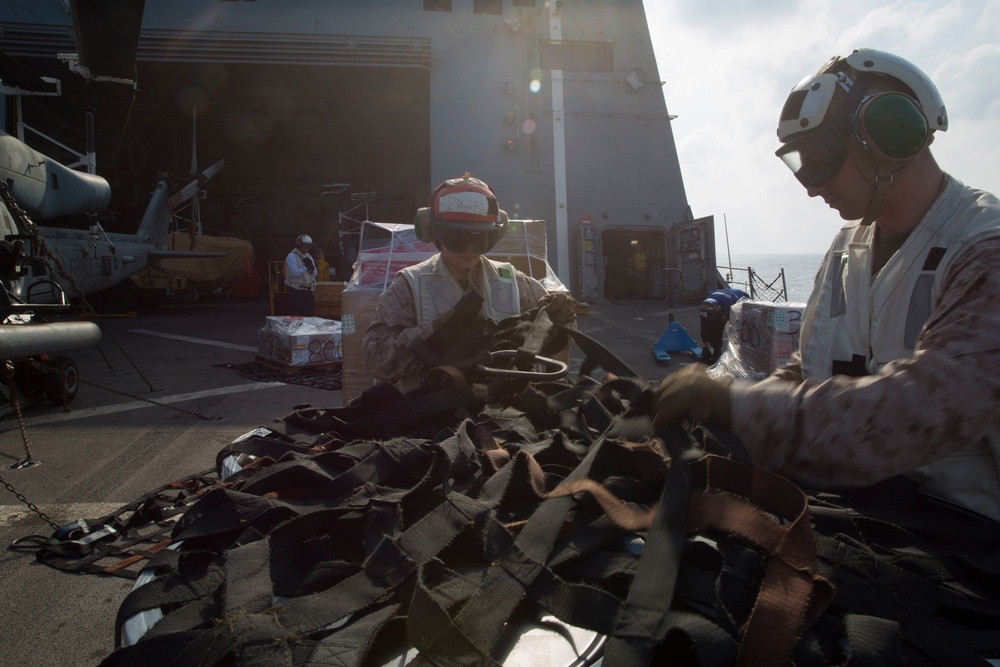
xmin=775 ymin=124 xmax=848 ymax=188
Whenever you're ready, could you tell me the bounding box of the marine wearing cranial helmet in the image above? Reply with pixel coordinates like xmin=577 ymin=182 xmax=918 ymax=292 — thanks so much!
xmin=774 ymin=48 xmax=948 ymax=224
xmin=363 ymin=172 xmax=575 ymax=393
xmin=652 ymin=46 xmax=1000 ymax=524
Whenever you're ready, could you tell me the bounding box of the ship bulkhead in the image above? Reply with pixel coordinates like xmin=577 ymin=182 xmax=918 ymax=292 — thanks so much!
xmin=0 ymin=0 xmax=715 ymax=301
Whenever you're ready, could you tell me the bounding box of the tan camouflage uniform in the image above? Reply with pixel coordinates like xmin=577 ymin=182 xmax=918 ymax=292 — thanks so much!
xmin=730 ymin=234 xmax=1000 ymax=516
xmin=363 ymin=258 xmax=549 ymax=383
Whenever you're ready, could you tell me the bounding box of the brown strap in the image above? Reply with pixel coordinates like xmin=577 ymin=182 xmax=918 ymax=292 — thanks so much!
xmin=101 ymin=538 xmax=174 ymax=574
xmin=687 ymin=456 xmax=835 ymax=666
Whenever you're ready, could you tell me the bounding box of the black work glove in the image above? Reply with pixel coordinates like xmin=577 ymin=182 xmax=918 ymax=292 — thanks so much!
xmin=430 ymin=289 xmax=484 ymax=331
xmin=303 ymin=256 xmax=316 ymax=272
xmin=453 ymin=290 xmax=483 ymax=319
xmin=411 ymin=289 xmax=490 ymax=367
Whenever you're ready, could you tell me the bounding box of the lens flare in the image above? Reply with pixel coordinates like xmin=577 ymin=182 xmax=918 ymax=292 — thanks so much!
xmin=530 ymin=68 xmax=544 ymax=94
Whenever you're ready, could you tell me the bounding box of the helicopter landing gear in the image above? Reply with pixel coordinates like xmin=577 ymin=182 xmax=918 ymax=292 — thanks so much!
xmin=0 ymin=354 xmax=82 ymax=419
xmin=43 ymin=355 xmax=79 ymax=405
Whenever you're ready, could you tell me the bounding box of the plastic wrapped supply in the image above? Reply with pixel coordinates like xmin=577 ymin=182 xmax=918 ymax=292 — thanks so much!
xmin=708 ymin=300 xmax=806 ymax=381
xmin=345 ymin=219 xmax=565 ymax=293
xmin=257 ymin=316 xmax=343 ymax=367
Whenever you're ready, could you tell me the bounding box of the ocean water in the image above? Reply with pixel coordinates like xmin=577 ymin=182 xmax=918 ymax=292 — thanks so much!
xmin=720 ymin=253 xmax=824 ymax=304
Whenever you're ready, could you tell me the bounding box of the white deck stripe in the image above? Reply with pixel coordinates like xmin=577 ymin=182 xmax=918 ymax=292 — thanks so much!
xmin=3 ymin=382 xmax=288 ymax=428
xmin=1 ymin=502 xmax=128 ymax=525
xmin=128 ymin=329 xmax=258 ymax=352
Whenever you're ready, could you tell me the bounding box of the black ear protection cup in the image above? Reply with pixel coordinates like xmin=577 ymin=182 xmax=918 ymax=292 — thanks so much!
xmin=854 ymin=92 xmax=931 ymax=160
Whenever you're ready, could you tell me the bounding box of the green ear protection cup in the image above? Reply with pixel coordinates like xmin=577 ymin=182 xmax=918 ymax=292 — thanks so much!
xmin=414 ymin=207 xmax=432 ymax=242
xmin=855 ymin=92 xmax=930 ymax=159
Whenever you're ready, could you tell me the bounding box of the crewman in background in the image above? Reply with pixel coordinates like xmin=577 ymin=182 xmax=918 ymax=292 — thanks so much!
xmin=629 ymin=240 xmax=648 ymax=299
xmin=698 ymin=287 xmax=748 ymax=363
xmin=284 ymin=234 xmax=317 ymax=316
xmin=315 ymin=247 xmax=331 ymax=282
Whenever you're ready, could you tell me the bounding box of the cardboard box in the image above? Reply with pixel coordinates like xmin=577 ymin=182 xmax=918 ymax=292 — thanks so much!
xmin=314 ymin=281 xmax=346 ymax=319
xmin=486 ymin=254 xmax=544 ymax=282
xmin=339 ymin=287 xmax=383 ymax=405
xmin=725 ymin=301 xmax=805 ymax=379
xmin=257 ymin=316 xmax=343 ymax=367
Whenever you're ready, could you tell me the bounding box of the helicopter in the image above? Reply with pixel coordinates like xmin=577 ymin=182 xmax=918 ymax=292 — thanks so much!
xmin=0 ymin=125 xmax=224 ymax=416
xmin=0 ymin=129 xmax=225 ymax=309
xmin=0 ymin=1 xmax=225 ymax=416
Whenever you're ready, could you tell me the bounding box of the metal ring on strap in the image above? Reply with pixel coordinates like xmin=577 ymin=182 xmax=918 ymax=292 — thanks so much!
xmin=474 ymin=350 xmax=569 ymax=381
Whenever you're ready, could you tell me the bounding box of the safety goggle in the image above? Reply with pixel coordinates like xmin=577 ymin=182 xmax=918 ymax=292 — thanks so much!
xmin=775 ymin=122 xmax=849 ymax=188
xmin=436 ymin=223 xmax=504 ymax=254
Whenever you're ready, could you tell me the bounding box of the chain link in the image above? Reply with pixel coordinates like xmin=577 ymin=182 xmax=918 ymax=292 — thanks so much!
xmin=0 ymin=360 xmax=59 ymax=531
xmin=0 ymin=469 xmax=60 ymax=531
xmin=1 ymin=360 xmax=36 ymax=462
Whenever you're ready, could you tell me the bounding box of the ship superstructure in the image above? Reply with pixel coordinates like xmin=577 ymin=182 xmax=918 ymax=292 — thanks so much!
xmin=0 ymin=0 xmax=714 ymax=301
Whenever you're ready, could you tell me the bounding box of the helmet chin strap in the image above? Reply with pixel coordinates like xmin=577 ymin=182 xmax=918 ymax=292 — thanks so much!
xmin=845 ymin=141 xmax=911 ymax=226
xmin=861 ymin=170 xmax=895 ymax=226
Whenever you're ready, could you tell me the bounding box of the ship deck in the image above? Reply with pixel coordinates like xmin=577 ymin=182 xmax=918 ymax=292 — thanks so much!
xmin=0 ymin=294 xmax=703 ymax=666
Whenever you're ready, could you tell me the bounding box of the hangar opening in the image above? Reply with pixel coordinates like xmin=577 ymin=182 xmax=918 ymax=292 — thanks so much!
xmin=3 ymin=30 xmax=432 ymax=282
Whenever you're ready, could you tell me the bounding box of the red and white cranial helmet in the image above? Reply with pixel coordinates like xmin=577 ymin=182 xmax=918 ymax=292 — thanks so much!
xmin=417 ymin=174 xmax=508 ymax=254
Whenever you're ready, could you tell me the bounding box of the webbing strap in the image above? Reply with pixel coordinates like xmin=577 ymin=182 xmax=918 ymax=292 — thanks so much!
xmin=407 ymin=561 xmax=504 ymax=667
xmin=100 ymin=627 xmax=234 ymax=667
xmin=842 ymin=613 xmax=901 ymax=665
xmin=222 ymin=539 xmax=276 ymax=617
xmin=562 ymin=327 xmax=642 ymax=379
xmin=818 ymin=534 xmax=1000 ymax=663
xmin=113 ymin=551 xmax=226 ymax=647
xmin=688 ymin=456 xmax=834 ymax=667
xmin=440 ymin=424 xmax=619 ymax=655
xmin=288 ymin=603 xmax=401 ymax=667
xmin=602 ymin=428 xmax=693 ymax=665
xmin=171 ymin=491 xmax=298 ymax=544
xmin=269 ymin=491 xmax=491 ymax=639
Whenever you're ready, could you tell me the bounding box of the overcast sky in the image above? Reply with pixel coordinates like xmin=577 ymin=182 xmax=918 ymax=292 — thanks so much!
xmin=643 ymin=0 xmax=1000 ymax=255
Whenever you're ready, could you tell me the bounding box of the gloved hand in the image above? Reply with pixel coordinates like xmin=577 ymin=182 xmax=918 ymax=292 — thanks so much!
xmin=453 ymin=289 xmax=483 ymax=319
xmin=539 ymin=291 xmax=577 ymax=327
xmin=416 ymin=289 xmax=492 ymax=366
xmin=431 ymin=309 xmax=454 ymax=332
xmin=303 ymin=256 xmax=316 ymax=272
xmin=652 ymin=364 xmax=733 ymax=434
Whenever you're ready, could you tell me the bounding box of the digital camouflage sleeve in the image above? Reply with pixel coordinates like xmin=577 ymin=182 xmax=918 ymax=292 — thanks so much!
xmin=730 ymin=239 xmax=1000 ymax=506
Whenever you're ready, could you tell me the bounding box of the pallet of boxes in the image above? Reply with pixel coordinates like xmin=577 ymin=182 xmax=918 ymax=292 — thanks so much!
xmin=340 ymin=219 xmax=562 ymax=406
xmin=257 ymin=317 xmax=344 ymax=371
xmin=710 ymin=299 xmax=807 ymax=381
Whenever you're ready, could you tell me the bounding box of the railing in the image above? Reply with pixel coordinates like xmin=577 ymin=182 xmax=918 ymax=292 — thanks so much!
xmin=718 ymin=264 xmax=788 ymax=302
